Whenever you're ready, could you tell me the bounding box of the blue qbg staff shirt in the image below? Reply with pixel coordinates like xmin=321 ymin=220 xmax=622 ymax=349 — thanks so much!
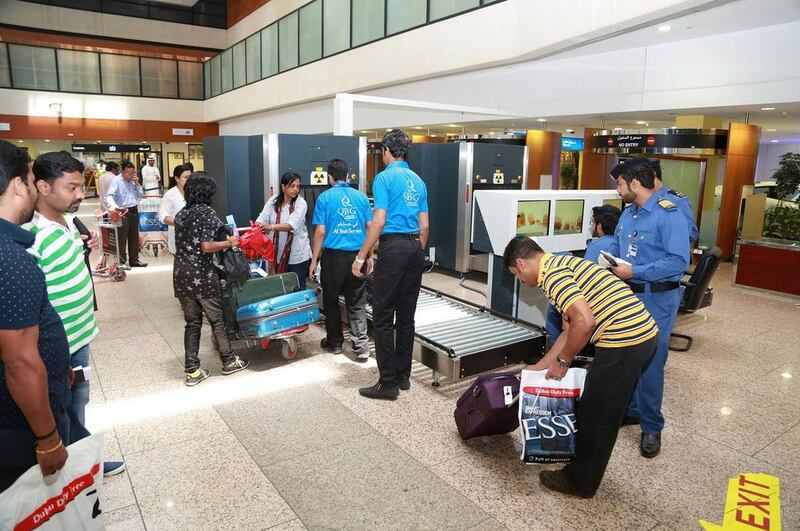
xmin=372 ymin=161 xmax=428 ymax=234
xmin=312 ymin=182 xmax=373 ymax=251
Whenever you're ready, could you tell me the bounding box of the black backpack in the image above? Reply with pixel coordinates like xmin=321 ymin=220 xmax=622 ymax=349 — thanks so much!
xmin=214 ymin=225 xmax=250 ymax=286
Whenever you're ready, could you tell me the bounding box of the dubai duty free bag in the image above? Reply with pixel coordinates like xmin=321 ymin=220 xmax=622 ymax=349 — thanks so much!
xmin=0 ymin=433 xmax=105 ymax=530
xmin=519 ymin=368 xmax=587 ymax=464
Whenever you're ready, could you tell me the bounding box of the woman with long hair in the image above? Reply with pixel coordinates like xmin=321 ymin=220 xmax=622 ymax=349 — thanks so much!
xmin=256 ymin=171 xmax=312 ymax=289
xmin=158 ymin=164 xmax=191 ymax=254
xmin=173 ymin=171 xmax=249 ymax=386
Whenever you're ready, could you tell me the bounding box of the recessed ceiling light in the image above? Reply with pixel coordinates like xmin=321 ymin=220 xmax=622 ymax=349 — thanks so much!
xmin=44 ymin=139 xmax=50 ymax=142
xmin=766 ymin=128 xmax=776 ymax=132
xmin=761 ymin=107 xmax=776 ymax=111
xmin=17 ymin=140 xmax=23 ymax=143
xmin=536 ymin=118 xmax=547 ymax=122
xmin=636 ymin=121 xmax=647 ymax=125
xmin=430 ymin=134 xmax=437 ymax=137
xmin=657 ymin=24 xmax=671 ymax=32
xmin=770 ymin=140 xmax=779 ymax=143
xmin=565 ymin=129 xmax=575 ymax=134
xmin=184 ymin=142 xmax=189 ymax=145
xmin=613 ymin=127 xmax=623 ymax=131
xmin=385 ymin=128 xmax=392 ymax=132
xmin=670 ymin=126 xmax=678 ymax=129
xmin=448 ymin=124 xmax=460 ymax=128
xmin=414 ymin=126 xmax=423 ymax=130
xmin=360 ymin=130 xmax=370 ymax=133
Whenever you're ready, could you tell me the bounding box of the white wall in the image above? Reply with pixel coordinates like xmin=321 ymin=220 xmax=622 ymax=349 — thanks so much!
xmin=0 ymin=0 xmax=227 ymax=50
xmin=756 ymin=142 xmax=800 ymax=182
xmin=0 ymin=88 xmax=205 ymax=122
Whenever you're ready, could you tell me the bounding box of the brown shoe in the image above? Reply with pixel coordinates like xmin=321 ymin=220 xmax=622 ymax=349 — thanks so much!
xmin=539 ymin=469 xmax=594 ymax=498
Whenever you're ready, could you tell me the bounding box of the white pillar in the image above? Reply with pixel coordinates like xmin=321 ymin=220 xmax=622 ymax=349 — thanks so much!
xmin=333 ymin=94 xmax=354 ymax=136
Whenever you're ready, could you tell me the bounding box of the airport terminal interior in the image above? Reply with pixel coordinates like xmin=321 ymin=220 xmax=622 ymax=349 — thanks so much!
xmin=0 ymin=0 xmax=799 ymax=529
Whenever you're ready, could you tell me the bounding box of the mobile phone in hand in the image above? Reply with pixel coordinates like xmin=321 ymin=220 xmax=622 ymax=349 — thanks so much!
xmin=600 ymin=251 xmax=619 ymax=267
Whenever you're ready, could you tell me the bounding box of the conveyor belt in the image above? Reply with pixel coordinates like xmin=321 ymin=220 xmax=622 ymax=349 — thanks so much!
xmin=340 ymin=286 xmax=545 ymax=384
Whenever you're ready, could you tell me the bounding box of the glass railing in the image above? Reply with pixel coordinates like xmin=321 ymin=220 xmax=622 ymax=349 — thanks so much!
xmin=204 ymin=0 xmax=505 ymax=99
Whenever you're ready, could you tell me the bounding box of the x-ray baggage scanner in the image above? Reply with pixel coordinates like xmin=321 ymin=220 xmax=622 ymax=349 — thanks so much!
xmin=473 ymin=190 xmax=622 ymax=326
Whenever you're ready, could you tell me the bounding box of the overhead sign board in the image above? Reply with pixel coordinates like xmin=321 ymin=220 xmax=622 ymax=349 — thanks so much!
xmin=72 ymin=144 xmax=151 ymax=153
xmin=561 ymin=137 xmax=584 ymax=151
xmin=591 ymin=128 xmax=728 ymax=154
xmin=172 ymin=128 xmax=194 ymax=136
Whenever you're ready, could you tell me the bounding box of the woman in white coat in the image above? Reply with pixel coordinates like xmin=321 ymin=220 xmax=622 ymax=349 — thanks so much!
xmin=158 ymin=164 xmax=191 ymax=254
xmin=256 ymin=171 xmax=312 ymax=290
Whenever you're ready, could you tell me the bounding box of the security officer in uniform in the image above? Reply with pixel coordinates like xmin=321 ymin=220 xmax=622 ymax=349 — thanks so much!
xmin=607 ymin=158 xmax=689 ymax=458
xmin=649 ymin=159 xmax=699 ymax=243
xmin=352 ymin=129 xmax=429 ymax=400
xmin=309 ymin=158 xmax=373 ymax=361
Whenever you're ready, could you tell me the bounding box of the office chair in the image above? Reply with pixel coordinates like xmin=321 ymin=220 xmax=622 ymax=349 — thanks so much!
xmin=669 ymin=246 xmax=723 ymax=352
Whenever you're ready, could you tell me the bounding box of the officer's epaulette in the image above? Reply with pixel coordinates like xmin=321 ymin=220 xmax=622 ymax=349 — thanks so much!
xmin=657 ymin=198 xmax=677 ymax=211
xmin=667 ymin=188 xmax=686 ymax=198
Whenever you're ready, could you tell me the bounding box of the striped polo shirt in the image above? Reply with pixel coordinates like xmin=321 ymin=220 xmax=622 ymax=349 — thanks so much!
xmin=24 ymin=212 xmax=98 ymax=355
xmin=537 ymin=253 xmax=658 ymax=348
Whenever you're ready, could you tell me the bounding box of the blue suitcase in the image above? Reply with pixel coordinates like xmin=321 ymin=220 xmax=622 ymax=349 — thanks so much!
xmin=236 ymin=288 xmax=320 ymax=339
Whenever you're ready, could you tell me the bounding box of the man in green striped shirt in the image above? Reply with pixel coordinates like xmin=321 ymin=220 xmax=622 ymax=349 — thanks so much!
xmin=26 ymin=151 xmax=124 ymax=477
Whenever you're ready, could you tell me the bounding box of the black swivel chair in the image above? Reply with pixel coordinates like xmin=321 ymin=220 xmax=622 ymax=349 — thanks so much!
xmin=669 ymin=246 xmax=723 ymax=352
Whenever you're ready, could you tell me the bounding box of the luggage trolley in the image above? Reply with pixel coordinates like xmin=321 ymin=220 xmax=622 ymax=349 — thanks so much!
xmin=137 ymin=195 xmax=168 ymax=257
xmin=93 ymin=209 xmax=127 ymax=282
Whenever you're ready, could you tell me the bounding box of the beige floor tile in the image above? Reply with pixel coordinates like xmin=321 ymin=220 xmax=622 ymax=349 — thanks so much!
xmin=464 ymin=518 xmax=509 ymax=530
xmin=115 ymin=406 xmax=231 ymax=455
xmin=103 ymin=504 xmax=145 ymax=531
xmin=264 ymin=433 xmax=490 ymax=530
xmin=755 ymin=422 xmax=800 ymax=476
xmin=126 ymin=431 xmax=295 ymax=531
xmin=265 ymin=518 xmax=307 ymax=530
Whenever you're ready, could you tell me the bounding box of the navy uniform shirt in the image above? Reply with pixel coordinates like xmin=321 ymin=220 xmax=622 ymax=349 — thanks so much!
xmin=372 ymin=161 xmax=429 ymax=234
xmin=657 ymin=186 xmax=698 ymax=242
xmin=609 ymin=193 xmax=690 ymax=283
xmin=312 ymin=181 xmax=373 ymax=251
xmin=0 ymin=218 xmax=70 ymax=430
xmin=584 ymin=234 xmax=616 ymax=263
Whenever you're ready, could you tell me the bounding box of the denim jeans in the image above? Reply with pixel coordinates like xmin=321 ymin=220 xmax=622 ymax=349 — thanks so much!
xmin=68 ymin=344 xmax=92 ymax=444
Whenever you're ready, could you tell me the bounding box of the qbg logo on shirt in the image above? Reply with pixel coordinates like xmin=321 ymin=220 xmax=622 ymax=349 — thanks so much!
xmin=404 ymin=179 xmax=420 ymax=206
xmin=337 ymin=195 xmax=357 ymax=219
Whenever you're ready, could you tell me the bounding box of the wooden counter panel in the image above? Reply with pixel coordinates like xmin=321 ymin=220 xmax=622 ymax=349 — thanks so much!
xmin=735 ymin=243 xmax=800 ymax=296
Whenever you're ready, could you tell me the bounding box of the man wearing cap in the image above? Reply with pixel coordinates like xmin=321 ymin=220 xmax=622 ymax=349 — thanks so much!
xmin=352 ymin=129 xmax=429 ymax=400
xmin=607 ymin=158 xmax=689 ymax=458
xmin=141 ymin=155 xmax=161 ymax=195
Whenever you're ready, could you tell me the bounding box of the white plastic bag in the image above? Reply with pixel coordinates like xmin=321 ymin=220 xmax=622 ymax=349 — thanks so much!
xmin=519 ymin=368 xmax=587 ymax=464
xmin=0 ymin=433 xmax=105 ymax=530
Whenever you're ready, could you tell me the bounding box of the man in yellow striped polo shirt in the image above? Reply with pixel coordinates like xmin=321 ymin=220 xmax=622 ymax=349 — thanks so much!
xmin=25 ymin=151 xmax=124 ymax=477
xmin=504 ymin=235 xmax=658 ymax=498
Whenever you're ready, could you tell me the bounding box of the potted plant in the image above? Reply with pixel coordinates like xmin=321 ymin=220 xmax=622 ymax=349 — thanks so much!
xmin=762 ymin=152 xmax=800 ymax=240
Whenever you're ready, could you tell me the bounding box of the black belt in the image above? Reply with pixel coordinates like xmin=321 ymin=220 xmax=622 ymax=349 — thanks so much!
xmin=626 ymin=281 xmax=680 ymax=293
xmin=379 ymin=233 xmax=419 ymax=242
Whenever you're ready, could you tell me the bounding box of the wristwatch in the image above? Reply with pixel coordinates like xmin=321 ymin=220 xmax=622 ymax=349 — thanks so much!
xmin=556 ymin=355 xmax=571 ymax=369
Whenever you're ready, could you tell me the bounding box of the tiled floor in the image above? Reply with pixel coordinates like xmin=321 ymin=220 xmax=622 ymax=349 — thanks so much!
xmin=79 ymin=209 xmax=799 ymax=530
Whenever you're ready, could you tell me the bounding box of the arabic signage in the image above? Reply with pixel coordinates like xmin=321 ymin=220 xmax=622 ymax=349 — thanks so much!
xmin=72 ymin=144 xmax=152 ymax=153
xmin=591 ymin=128 xmax=728 ymax=154
xmin=561 ymin=137 xmax=584 ymax=151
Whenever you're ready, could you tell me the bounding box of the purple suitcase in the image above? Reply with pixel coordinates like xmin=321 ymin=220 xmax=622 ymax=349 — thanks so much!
xmin=454 ymin=372 xmax=520 ymax=440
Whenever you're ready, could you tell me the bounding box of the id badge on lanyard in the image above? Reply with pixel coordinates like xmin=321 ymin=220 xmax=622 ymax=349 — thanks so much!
xmin=627 ymin=230 xmax=638 ymax=257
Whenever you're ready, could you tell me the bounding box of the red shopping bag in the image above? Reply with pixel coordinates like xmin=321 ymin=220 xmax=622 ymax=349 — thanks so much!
xmin=239 ymin=221 xmax=276 ymax=263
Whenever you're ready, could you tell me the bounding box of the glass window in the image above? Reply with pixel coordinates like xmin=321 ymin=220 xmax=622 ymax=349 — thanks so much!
xmin=299 ymin=0 xmax=322 ymax=65
xmin=246 ymin=33 xmax=261 ymax=83
xmin=352 ymin=0 xmax=384 ymax=47
xmin=387 ymin=0 xmax=426 ymax=35
xmin=261 ymin=24 xmax=278 ymax=78
xmin=57 ymin=49 xmax=100 ymax=93
xmin=9 ymin=44 xmax=57 ymax=91
xmin=203 ymin=60 xmax=211 ymax=98
xmin=430 ymin=0 xmax=479 ymax=21
xmin=232 ymin=41 xmax=246 ymax=88
xmin=0 ymin=44 xmax=12 ymax=88
xmin=323 ymin=0 xmax=350 ymax=56
xmin=220 ymin=48 xmax=233 ymax=92
xmin=210 ymin=54 xmax=221 ymax=97
xmin=178 ymin=61 xmax=203 ymax=99
xmin=99 ymin=53 xmax=140 ymax=96
xmin=141 ymin=57 xmax=177 ymax=98
xmin=279 ymin=11 xmax=298 ymax=72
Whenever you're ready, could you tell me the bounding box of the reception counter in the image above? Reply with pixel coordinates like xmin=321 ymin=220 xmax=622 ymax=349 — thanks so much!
xmin=735 ymin=237 xmax=800 ymax=296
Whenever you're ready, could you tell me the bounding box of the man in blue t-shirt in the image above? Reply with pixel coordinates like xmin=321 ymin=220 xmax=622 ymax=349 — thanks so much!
xmin=352 ymin=129 xmax=429 ymax=400
xmin=0 ymin=140 xmax=71 ymax=492
xmin=310 ymin=159 xmax=373 ymax=361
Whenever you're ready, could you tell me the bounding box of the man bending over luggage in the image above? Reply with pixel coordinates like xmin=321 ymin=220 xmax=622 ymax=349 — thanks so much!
xmin=309 ymin=159 xmax=373 ymax=360
xmin=504 ymin=236 xmax=658 ymax=498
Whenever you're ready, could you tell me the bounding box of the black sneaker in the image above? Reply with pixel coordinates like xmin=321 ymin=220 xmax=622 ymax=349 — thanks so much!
xmin=185 ymin=368 xmax=210 ymax=386
xmin=398 ymin=378 xmax=411 ymax=391
xmin=130 ymin=260 xmax=148 ymax=267
xmin=358 ymin=382 xmax=399 ymax=400
xmin=320 ymin=339 xmax=343 ymax=354
xmin=221 ymin=356 xmax=249 ymax=375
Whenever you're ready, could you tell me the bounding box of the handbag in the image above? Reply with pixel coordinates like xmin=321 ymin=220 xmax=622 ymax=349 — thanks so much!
xmin=213 ymin=225 xmax=250 ymax=286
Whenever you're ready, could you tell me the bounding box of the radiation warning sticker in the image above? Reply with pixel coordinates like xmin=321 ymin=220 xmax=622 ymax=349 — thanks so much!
xmin=493 ymin=169 xmax=505 ymax=185
xmin=310 ymin=166 xmax=327 ymax=186
xmin=700 ymin=473 xmax=781 ymax=530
